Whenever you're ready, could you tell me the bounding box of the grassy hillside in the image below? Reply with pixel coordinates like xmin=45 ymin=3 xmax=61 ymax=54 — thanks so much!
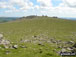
xmin=0 ymin=16 xmax=76 ymax=57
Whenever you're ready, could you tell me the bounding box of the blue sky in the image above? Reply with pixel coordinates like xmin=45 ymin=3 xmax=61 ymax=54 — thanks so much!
xmin=52 ymin=0 xmax=62 ymax=7
xmin=0 ymin=0 xmax=76 ymax=17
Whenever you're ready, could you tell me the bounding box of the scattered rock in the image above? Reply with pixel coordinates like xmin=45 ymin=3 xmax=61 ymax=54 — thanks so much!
xmin=32 ymin=35 xmax=37 ymax=38
xmin=4 ymin=45 xmax=9 ymax=49
xmin=71 ymin=48 xmax=76 ymax=52
xmin=47 ymin=41 xmax=51 ymax=43
xmin=57 ymin=46 xmax=62 ymax=48
xmin=66 ymin=41 xmax=74 ymax=45
xmin=12 ymin=45 xmax=18 ymax=49
xmin=67 ymin=47 xmax=73 ymax=51
xmin=38 ymin=43 xmax=44 ymax=46
xmin=1 ymin=40 xmax=10 ymax=45
xmin=61 ymin=48 xmax=66 ymax=52
xmin=50 ymin=38 xmax=57 ymax=43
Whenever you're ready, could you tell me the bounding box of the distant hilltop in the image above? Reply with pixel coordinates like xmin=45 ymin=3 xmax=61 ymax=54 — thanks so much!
xmin=19 ymin=15 xmax=58 ymax=19
xmin=0 ymin=15 xmax=58 ymax=23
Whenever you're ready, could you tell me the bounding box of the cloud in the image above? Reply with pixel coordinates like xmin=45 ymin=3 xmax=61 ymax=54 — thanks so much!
xmin=0 ymin=2 xmax=15 ymax=9
xmin=37 ymin=0 xmax=52 ymax=7
xmin=39 ymin=6 xmax=76 ymax=17
xmin=10 ymin=0 xmax=33 ymax=10
xmin=0 ymin=0 xmax=34 ymax=12
xmin=0 ymin=0 xmax=76 ymax=17
xmin=62 ymin=0 xmax=76 ymax=7
xmin=10 ymin=0 xmax=33 ymax=7
xmin=5 ymin=9 xmax=20 ymax=13
xmin=34 ymin=5 xmax=40 ymax=9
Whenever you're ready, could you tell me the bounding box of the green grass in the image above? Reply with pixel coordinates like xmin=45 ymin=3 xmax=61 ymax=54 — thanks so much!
xmin=0 ymin=16 xmax=76 ymax=57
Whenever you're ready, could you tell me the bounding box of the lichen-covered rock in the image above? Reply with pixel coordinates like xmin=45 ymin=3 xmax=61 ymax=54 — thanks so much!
xmin=4 ymin=45 xmax=9 ymax=49
xmin=67 ymin=47 xmax=73 ymax=51
xmin=61 ymin=48 xmax=66 ymax=52
xmin=1 ymin=40 xmax=10 ymax=45
xmin=66 ymin=41 xmax=74 ymax=45
xmin=13 ymin=45 xmax=18 ymax=49
xmin=38 ymin=42 xmax=44 ymax=46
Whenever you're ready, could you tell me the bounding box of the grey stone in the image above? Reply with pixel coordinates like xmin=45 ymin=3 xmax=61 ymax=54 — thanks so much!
xmin=1 ymin=40 xmax=10 ymax=45
xmin=67 ymin=47 xmax=73 ymax=51
xmin=13 ymin=45 xmax=18 ymax=49
xmin=4 ymin=45 xmax=9 ymax=49
xmin=38 ymin=42 xmax=44 ymax=46
xmin=66 ymin=41 xmax=74 ymax=45
xmin=61 ymin=48 xmax=66 ymax=52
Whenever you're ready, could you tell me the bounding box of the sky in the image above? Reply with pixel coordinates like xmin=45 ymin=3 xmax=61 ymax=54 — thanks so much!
xmin=0 ymin=0 xmax=76 ymax=17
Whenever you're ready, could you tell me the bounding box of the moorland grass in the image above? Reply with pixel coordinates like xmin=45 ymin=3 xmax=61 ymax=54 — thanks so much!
xmin=0 ymin=17 xmax=76 ymax=57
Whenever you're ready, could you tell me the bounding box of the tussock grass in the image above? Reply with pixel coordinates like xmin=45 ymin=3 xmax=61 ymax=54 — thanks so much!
xmin=0 ymin=17 xmax=76 ymax=57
